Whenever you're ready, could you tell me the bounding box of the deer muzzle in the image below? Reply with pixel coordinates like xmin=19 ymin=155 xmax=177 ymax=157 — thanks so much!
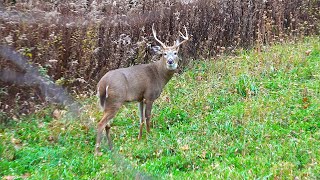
xmin=167 ymin=59 xmax=174 ymax=65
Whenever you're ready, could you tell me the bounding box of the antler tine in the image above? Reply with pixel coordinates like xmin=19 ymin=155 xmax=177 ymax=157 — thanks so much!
xmin=179 ymin=26 xmax=188 ymax=39
xmin=152 ymin=24 xmax=167 ymax=48
xmin=176 ymin=26 xmax=189 ymax=47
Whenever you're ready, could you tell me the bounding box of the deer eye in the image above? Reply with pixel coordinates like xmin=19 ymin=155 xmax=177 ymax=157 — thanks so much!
xmin=174 ymin=52 xmax=177 ymax=55
xmin=164 ymin=53 xmax=167 ymax=56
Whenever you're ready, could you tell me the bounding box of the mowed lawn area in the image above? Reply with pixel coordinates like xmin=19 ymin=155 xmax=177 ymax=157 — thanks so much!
xmin=1 ymin=37 xmax=319 ymax=179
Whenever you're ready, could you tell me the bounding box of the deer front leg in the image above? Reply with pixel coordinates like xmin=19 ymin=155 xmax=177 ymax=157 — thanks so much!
xmin=145 ymin=100 xmax=153 ymax=133
xmin=138 ymin=101 xmax=145 ymax=140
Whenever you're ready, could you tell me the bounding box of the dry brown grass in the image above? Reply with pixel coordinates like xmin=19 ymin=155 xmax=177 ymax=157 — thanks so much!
xmin=0 ymin=0 xmax=319 ymax=119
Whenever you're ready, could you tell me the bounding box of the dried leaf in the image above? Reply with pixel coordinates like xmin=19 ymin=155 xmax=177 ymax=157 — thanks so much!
xmin=165 ymin=96 xmax=170 ymax=103
xmin=3 ymin=176 xmax=16 ymax=180
xmin=22 ymin=173 xmax=31 ymax=179
xmin=305 ymin=49 xmax=312 ymax=56
xmin=180 ymin=145 xmax=189 ymax=151
xmin=201 ymin=151 xmax=207 ymax=158
xmin=52 ymin=109 xmax=61 ymax=120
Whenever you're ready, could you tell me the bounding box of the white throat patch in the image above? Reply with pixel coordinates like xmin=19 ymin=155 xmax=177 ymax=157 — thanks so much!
xmin=167 ymin=63 xmax=178 ymax=70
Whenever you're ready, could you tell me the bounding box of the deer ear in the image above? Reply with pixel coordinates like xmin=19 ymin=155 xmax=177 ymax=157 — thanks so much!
xmin=151 ymin=46 xmax=162 ymax=55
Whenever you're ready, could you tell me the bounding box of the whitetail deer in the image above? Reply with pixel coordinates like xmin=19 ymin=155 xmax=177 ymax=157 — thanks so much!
xmin=95 ymin=24 xmax=189 ymax=155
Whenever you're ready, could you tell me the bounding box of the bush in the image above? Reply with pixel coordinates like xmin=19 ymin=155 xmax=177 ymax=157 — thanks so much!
xmin=0 ymin=0 xmax=319 ymax=118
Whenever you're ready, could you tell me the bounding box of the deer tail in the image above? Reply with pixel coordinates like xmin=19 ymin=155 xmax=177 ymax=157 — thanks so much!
xmin=97 ymin=85 xmax=109 ymax=110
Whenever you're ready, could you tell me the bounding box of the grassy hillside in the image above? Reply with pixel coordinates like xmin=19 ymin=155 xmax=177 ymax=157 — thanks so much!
xmin=1 ymin=37 xmax=319 ymax=179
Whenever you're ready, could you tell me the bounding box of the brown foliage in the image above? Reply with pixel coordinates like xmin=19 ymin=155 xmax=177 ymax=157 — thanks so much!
xmin=0 ymin=0 xmax=319 ymax=119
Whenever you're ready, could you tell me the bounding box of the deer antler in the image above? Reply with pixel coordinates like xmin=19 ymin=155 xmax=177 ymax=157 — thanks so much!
xmin=152 ymin=24 xmax=167 ymax=48
xmin=175 ymin=26 xmax=189 ymax=47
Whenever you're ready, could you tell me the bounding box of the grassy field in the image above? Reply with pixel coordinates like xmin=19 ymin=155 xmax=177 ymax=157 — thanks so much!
xmin=1 ymin=37 xmax=320 ymax=179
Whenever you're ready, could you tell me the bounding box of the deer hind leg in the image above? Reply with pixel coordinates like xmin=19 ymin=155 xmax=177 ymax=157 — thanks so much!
xmin=95 ymin=105 xmax=120 ymax=156
xmin=138 ymin=101 xmax=146 ymax=140
xmin=105 ymin=124 xmax=112 ymax=150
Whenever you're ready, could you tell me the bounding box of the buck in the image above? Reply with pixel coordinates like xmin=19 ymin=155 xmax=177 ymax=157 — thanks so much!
xmin=95 ymin=24 xmax=189 ymax=155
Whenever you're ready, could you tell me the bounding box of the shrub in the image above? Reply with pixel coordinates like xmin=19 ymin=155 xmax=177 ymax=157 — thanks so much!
xmin=0 ymin=0 xmax=319 ymax=118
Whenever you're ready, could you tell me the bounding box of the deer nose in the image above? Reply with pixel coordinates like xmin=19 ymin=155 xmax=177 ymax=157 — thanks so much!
xmin=167 ymin=59 xmax=174 ymax=65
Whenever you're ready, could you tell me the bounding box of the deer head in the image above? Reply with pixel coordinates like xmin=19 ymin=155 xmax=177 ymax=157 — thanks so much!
xmin=152 ymin=24 xmax=189 ymax=70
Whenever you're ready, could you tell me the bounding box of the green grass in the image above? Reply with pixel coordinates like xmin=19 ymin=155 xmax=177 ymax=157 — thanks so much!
xmin=1 ymin=37 xmax=320 ymax=179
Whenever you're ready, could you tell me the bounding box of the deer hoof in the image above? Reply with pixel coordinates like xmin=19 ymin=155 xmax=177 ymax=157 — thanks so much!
xmin=95 ymin=145 xmax=102 ymax=156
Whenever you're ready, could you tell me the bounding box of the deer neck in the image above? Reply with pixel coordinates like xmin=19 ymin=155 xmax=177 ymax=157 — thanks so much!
xmin=154 ymin=59 xmax=176 ymax=84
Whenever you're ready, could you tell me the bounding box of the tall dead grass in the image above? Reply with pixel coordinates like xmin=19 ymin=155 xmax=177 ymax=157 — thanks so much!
xmin=0 ymin=0 xmax=319 ymax=119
